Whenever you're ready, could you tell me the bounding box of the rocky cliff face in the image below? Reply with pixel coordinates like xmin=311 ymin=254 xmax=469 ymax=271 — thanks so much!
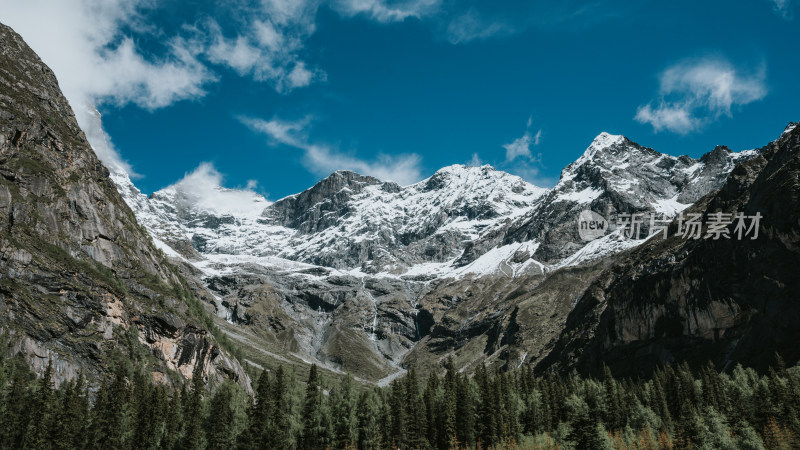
xmin=0 ymin=22 xmax=250 ymax=391
xmin=537 ymin=123 xmax=800 ymax=377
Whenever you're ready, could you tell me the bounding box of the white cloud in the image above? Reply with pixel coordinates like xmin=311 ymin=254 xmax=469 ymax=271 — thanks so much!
xmin=0 ymin=0 xmax=215 ymax=173
xmin=197 ymin=0 xmax=325 ymax=93
xmin=446 ymin=10 xmax=514 ymax=44
xmin=239 ymin=115 xmax=310 ymax=146
xmin=304 ymin=144 xmax=423 ymax=185
xmin=499 ymin=117 xmax=552 ymax=186
xmin=166 ymin=162 xmax=269 ymax=217
xmin=634 ymin=103 xmax=697 ymax=135
xmin=207 ymin=34 xmax=263 ymax=75
xmin=771 ymin=0 xmax=795 ymax=19
xmin=241 ymin=116 xmax=423 ymax=185
xmin=0 ymin=0 xmax=325 ymax=174
xmin=467 ymin=153 xmax=483 ymax=167
xmin=635 ymin=57 xmax=767 ymax=134
xmin=288 ymin=62 xmax=315 ymax=89
xmin=333 ymin=0 xmax=441 ymax=23
xmin=511 ymin=160 xmax=554 ymax=188
xmin=503 ymin=118 xmax=542 ymax=162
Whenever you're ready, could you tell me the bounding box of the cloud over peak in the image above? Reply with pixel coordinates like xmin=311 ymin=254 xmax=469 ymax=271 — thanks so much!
xmin=241 ymin=116 xmax=424 ymax=185
xmin=504 ymin=117 xmax=542 ymax=162
xmin=635 ymin=57 xmax=767 ymax=134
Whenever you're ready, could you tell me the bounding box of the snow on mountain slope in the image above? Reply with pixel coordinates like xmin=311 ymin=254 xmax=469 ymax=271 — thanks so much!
xmin=552 ymin=132 xmax=753 ymax=211
xmin=496 ymin=132 xmax=762 ymax=266
xmin=266 ymin=165 xmax=548 ymax=272
xmin=117 ymin=163 xmax=550 ymax=278
xmin=113 ymin=131 xmax=764 ymax=282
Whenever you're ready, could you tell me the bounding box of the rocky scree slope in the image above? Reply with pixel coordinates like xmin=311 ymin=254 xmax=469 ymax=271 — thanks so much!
xmin=0 ymin=22 xmax=249 ymax=390
xmin=537 ymin=123 xmax=800 ymax=377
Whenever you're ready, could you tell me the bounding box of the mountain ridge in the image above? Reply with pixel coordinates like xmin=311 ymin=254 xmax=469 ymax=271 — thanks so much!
xmin=107 ymin=118 xmax=783 ymax=382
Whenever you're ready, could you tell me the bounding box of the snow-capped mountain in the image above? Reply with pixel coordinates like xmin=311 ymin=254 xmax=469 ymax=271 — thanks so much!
xmin=495 ymin=132 xmax=759 ymax=265
xmin=109 ymin=130 xmax=766 ymax=382
xmin=116 ymin=133 xmax=756 ymax=279
xmin=115 ymin=163 xmax=550 ymax=278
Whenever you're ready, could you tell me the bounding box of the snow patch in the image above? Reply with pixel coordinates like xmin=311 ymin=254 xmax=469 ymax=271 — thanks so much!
xmin=557 ymin=187 xmax=603 ymax=203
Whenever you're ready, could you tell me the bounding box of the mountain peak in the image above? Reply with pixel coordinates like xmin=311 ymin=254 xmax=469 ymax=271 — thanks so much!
xmin=781 ymin=121 xmax=798 ymax=138
xmin=435 ymin=163 xmax=496 ymax=174
xmin=574 ymin=132 xmax=628 ymax=165
xmin=418 ymin=163 xmax=542 ymax=194
xmin=591 ymin=131 xmax=625 ymax=149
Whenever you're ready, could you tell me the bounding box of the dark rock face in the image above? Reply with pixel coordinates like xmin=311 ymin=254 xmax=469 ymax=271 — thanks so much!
xmin=0 ymin=22 xmax=249 ymax=390
xmin=269 ymin=170 xmax=384 ymax=233
xmin=537 ymin=126 xmax=800 ymax=378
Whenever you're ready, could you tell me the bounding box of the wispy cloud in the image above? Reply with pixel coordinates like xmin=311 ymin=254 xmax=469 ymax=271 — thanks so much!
xmin=0 ymin=0 xmax=215 ymax=173
xmin=445 ymin=10 xmax=514 ymax=44
xmin=770 ymin=0 xmax=796 ymax=19
xmin=197 ymin=0 xmax=325 ymax=93
xmin=499 ymin=117 xmax=554 ymax=187
xmin=441 ymin=1 xmax=628 ymax=45
xmin=467 ymin=153 xmax=483 ymax=167
xmin=333 ymin=0 xmax=442 ymax=22
xmin=503 ymin=117 xmax=542 ymax=162
xmin=635 ymin=57 xmax=767 ymax=135
xmin=240 ymin=116 xmax=424 ymax=185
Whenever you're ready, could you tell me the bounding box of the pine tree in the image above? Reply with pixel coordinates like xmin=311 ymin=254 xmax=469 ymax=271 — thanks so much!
xmin=566 ymin=393 xmax=605 ymax=449
xmin=389 ymin=378 xmax=408 ymax=448
xmin=241 ymin=368 xmax=271 ymax=449
xmin=206 ymin=382 xmax=235 ymax=450
xmin=332 ymin=375 xmax=357 ymax=449
xmin=455 ymin=372 xmax=475 ymax=447
xmin=440 ymin=359 xmax=458 ymax=450
xmin=55 ymin=373 xmax=89 ymax=450
xmin=182 ymin=362 xmax=206 ymax=450
xmin=271 ymin=365 xmax=292 ymax=449
xmin=475 ymin=364 xmax=495 ymax=447
xmin=133 ymin=370 xmax=160 ymax=450
xmin=300 ymin=365 xmax=330 ymax=450
xmin=602 ymin=365 xmax=623 ymax=431
xmin=404 ymin=366 xmax=426 ymax=449
xmin=23 ymin=359 xmax=55 ymax=449
xmin=88 ymin=367 xmax=129 ymax=450
xmin=0 ymin=359 xmax=32 ymax=448
xmin=357 ymin=389 xmax=381 ymax=450
xmin=423 ymin=371 xmax=439 ymax=448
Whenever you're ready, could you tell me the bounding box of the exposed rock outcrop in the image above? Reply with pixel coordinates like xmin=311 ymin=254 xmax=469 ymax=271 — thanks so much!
xmin=0 ymin=22 xmax=250 ymax=391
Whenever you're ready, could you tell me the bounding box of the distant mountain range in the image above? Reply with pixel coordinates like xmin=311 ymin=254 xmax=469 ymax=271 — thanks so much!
xmin=109 ymin=102 xmax=790 ymax=383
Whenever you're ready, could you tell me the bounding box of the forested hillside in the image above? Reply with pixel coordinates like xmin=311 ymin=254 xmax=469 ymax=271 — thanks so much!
xmin=1 ymin=341 xmax=797 ymax=449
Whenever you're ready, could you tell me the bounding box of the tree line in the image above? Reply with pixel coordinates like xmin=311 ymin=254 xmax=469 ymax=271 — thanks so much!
xmin=1 ymin=350 xmax=799 ymax=449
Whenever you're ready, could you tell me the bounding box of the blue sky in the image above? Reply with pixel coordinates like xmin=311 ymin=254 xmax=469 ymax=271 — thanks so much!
xmin=1 ymin=0 xmax=798 ymax=199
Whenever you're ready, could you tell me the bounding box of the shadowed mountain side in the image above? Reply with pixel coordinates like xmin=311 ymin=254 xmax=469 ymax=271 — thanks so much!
xmin=537 ymin=124 xmax=800 ymax=378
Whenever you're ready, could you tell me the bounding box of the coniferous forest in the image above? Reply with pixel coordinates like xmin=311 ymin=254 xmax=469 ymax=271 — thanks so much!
xmin=1 ymin=347 xmax=800 ymax=450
